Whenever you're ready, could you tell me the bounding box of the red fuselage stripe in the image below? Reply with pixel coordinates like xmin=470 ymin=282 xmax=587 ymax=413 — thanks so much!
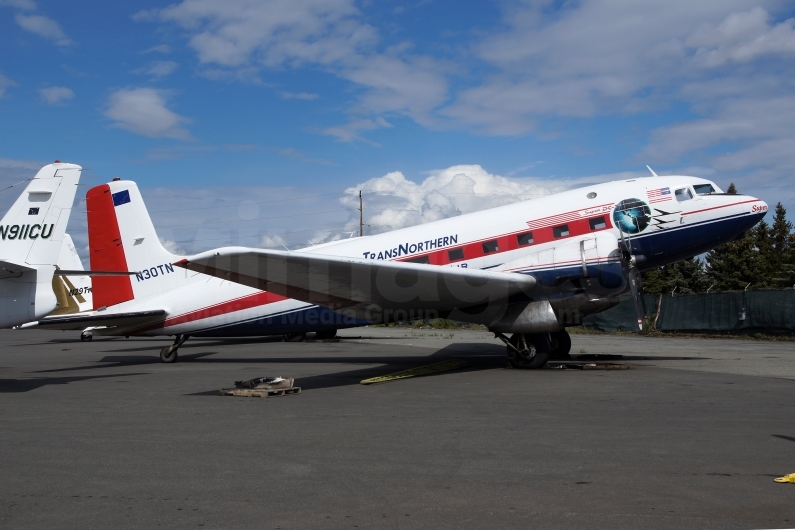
xmin=127 ymin=291 xmax=290 ymax=334
xmin=680 ymin=199 xmax=757 ymax=216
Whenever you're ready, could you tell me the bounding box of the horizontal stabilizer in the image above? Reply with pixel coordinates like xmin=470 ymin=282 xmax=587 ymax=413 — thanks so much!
xmin=175 ymin=247 xmax=537 ymax=322
xmin=0 ymin=259 xmax=35 ymax=279
xmin=28 ymin=309 xmax=167 ymax=330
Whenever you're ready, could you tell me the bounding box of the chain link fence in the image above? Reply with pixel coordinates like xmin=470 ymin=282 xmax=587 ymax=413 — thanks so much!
xmin=580 ymin=290 xmax=795 ymax=333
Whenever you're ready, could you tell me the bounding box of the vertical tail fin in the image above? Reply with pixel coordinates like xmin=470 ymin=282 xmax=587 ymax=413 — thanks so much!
xmin=87 ymin=180 xmax=183 ymax=309
xmin=0 ymin=162 xmax=81 ymax=266
xmin=0 ymin=162 xmax=82 ymax=327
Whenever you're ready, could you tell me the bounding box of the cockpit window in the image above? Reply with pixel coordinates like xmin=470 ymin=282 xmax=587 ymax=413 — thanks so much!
xmin=693 ymin=184 xmax=716 ymax=195
xmin=675 ymin=187 xmax=694 ymax=202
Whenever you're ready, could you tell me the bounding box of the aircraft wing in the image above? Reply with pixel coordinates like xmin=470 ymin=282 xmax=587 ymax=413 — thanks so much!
xmin=174 ymin=247 xmax=537 ymax=322
xmin=24 ymin=309 xmax=167 ymax=331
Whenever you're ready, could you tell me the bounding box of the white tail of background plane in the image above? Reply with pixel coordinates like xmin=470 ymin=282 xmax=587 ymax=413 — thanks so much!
xmin=0 ymin=162 xmax=81 ymax=327
xmin=86 ymin=180 xmax=189 ymax=309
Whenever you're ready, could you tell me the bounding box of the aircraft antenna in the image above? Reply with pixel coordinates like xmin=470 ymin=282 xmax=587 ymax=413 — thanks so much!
xmin=646 ymin=165 xmax=658 ymax=177
xmin=359 ymin=190 xmax=364 ymax=237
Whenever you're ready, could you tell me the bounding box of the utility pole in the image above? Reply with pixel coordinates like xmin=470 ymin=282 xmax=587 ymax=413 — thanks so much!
xmin=358 ymin=190 xmax=363 ymax=237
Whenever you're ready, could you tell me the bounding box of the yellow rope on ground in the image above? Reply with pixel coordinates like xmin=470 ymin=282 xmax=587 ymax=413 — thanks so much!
xmin=360 ymin=359 xmax=468 ymax=385
xmin=774 ymin=473 xmax=795 ymax=483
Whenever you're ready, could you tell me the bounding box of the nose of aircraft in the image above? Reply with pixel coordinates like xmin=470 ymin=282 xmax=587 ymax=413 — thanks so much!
xmin=747 ymin=197 xmax=769 ymax=218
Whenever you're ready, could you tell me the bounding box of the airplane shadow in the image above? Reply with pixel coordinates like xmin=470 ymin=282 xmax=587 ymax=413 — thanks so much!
xmin=185 ymin=346 xmax=509 ymax=394
xmin=0 ymin=373 xmax=149 ymax=393
xmin=33 ymin=343 xmax=508 ymax=392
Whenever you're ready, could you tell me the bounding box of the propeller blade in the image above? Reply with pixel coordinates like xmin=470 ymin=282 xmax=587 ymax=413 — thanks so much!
xmin=628 ymin=265 xmax=646 ymax=331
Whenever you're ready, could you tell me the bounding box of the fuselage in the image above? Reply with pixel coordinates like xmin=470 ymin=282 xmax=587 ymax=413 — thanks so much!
xmin=92 ymin=175 xmax=767 ymax=337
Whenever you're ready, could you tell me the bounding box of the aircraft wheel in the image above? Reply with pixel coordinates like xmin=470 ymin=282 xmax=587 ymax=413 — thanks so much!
xmin=507 ymin=333 xmax=550 ymax=369
xmin=548 ymin=330 xmax=572 ymax=360
xmin=283 ymin=333 xmax=306 ymax=342
xmin=315 ymin=329 xmax=337 ymax=340
xmin=160 ymin=346 xmax=178 ymax=363
xmin=80 ymin=331 xmax=93 ymax=342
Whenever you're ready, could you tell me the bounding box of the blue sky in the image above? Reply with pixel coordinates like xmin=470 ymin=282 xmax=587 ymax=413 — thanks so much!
xmin=1 ymin=0 xmax=794 ymax=257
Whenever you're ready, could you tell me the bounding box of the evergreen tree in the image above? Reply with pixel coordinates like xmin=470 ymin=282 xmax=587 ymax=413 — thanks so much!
xmin=769 ymin=202 xmax=794 ymax=288
xmin=705 ymin=232 xmax=758 ymax=291
xmin=726 ymin=182 xmax=737 ymax=194
xmin=642 ymin=258 xmax=709 ymax=295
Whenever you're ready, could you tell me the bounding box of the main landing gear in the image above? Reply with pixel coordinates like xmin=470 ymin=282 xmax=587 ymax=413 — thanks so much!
xmin=160 ymin=334 xmax=190 ymax=363
xmin=548 ymin=330 xmax=572 ymax=360
xmin=494 ymin=332 xmax=550 ymax=369
xmin=493 ymin=329 xmax=572 ymax=369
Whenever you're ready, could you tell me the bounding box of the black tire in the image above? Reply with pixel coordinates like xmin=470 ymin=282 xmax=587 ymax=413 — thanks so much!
xmin=507 ymin=333 xmax=550 ymax=369
xmin=160 ymin=346 xmax=178 ymax=363
xmin=314 ymin=329 xmax=337 ymax=340
xmin=80 ymin=333 xmax=92 ymax=342
xmin=283 ymin=333 xmax=306 ymax=342
xmin=548 ymin=330 xmax=572 ymax=360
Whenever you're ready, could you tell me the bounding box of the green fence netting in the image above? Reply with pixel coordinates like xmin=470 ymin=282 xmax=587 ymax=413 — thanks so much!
xmin=580 ymin=290 xmax=795 ymax=333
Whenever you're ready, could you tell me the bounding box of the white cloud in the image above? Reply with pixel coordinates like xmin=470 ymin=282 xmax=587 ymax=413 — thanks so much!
xmin=260 ymin=233 xmax=287 ymax=249
xmin=140 ymin=60 xmax=179 ymax=77
xmin=442 ymin=2 xmax=795 ymax=134
xmin=0 ymin=0 xmax=36 ymax=10
xmin=15 ymin=13 xmax=72 ymax=46
xmin=336 ymin=164 xmax=601 ymax=236
xmin=279 ymin=91 xmax=318 ymax=100
xmin=687 ymin=7 xmax=795 ymax=67
xmin=322 ymin=117 xmax=391 ymax=144
xmin=159 ymin=237 xmax=185 ymax=255
xmin=0 ymin=74 xmax=16 ymax=98
xmin=144 ymin=44 xmax=172 ymax=53
xmin=136 ymin=0 xmax=448 ymax=139
xmin=39 ymin=86 xmax=74 ymax=105
xmin=105 ymin=88 xmax=192 ymax=140
xmin=644 ymin=96 xmax=795 ymax=171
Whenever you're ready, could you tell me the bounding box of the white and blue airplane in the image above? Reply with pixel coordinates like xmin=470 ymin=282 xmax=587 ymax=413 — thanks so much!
xmin=31 ymin=173 xmax=767 ymax=368
xmin=0 ymin=162 xmax=83 ymax=328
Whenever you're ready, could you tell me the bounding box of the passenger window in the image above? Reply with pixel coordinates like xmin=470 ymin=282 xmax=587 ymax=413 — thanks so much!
xmin=552 ymin=225 xmax=570 ymax=238
xmin=693 ymin=184 xmax=716 ymax=195
xmin=589 ymin=217 xmax=607 ymax=230
xmin=482 ymin=240 xmax=499 ymax=254
xmin=517 ymin=232 xmax=533 ymax=246
xmin=448 ymin=248 xmax=464 ymax=261
xmin=675 ymin=188 xmax=694 ymax=202
xmin=406 ymin=256 xmax=429 ymax=264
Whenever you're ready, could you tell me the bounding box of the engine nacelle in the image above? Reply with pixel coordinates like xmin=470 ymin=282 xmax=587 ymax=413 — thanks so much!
xmin=488 ymin=300 xmax=561 ymax=333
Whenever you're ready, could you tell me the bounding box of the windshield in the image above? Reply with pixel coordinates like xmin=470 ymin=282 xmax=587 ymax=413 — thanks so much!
xmin=693 ymin=183 xmax=717 ymax=195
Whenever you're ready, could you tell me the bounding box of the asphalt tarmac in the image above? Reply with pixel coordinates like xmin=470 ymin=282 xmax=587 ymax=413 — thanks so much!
xmin=1 ymin=327 xmax=794 ymax=529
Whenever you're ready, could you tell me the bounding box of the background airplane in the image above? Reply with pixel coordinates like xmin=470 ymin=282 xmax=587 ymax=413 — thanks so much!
xmin=0 ymin=162 xmax=82 ymax=328
xmin=30 ymin=173 xmax=767 ymax=368
xmin=49 ymin=234 xmax=93 ymax=316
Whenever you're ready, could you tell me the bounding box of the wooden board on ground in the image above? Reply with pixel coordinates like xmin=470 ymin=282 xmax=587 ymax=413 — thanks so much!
xmin=547 ymin=362 xmax=629 ymax=370
xmin=219 ymin=387 xmax=302 ymax=397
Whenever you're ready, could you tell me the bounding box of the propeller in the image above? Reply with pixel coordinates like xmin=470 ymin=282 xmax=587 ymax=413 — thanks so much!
xmin=626 ymin=254 xmax=647 ymax=331
xmin=618 ymin=229 xmax=648 ymax=331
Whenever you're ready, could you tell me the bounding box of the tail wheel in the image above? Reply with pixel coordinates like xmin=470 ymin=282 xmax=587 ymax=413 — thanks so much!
xmin=548 ymin=330 xmax=572 ymax=360
xmin=160 ymin=347 xmax=178 ymax=363
xmin=314 ymin=329 xmax=337 ymax=340
xmin=507 ymin=333 xmax=550 ymax=369
xmin=283 ymin=333 xmax=306 ymax=342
